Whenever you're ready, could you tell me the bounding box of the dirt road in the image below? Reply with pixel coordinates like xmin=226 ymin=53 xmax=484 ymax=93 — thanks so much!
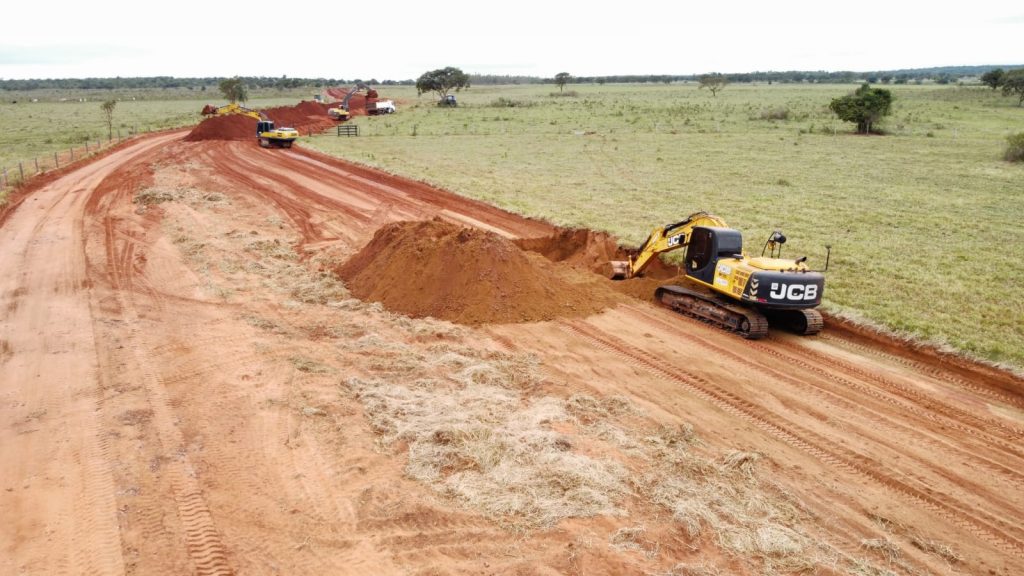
xmin=1 ymin=132 xmax=1022 ymax=575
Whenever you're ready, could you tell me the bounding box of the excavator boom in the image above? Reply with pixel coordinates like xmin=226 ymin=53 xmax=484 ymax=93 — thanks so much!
xmin=611 ymin=211 xmax=728 ymax=279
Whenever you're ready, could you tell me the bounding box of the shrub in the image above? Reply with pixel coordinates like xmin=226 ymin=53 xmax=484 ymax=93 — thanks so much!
xmin=759 ymin=107 xmax=790 ymax=120
xmin=488 ymin=97 xmax=534 ymax=108
xmin=1005 ymin=132 xmax=1024 ymax=163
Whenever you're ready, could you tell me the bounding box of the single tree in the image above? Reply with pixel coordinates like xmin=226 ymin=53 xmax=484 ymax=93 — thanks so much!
xmin=1000 ymin=69 xmax=1024 ymax=106
xmin=416 ymin=67 xmax=470 ymax=101
xmin=981 ymin=68 xmax=1005 ymax=90
xmin=698 ymin=74 xmax=727 ymax=96
xmin=554 ymin=72 xmax=571 ymax=92
xmin=100 ymin=99 xmax=117 ymax=140
xmin=828 ymin=83 xmax=894 ymax=134
xmin=219 ymin=77 xmax=248 ymax=103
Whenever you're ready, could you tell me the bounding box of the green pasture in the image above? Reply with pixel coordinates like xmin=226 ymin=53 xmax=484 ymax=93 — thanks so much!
xmin=305 ymin=84 xmax=1024 ymax=368
xmin=0 ymin=86 xmax=314 ymax=171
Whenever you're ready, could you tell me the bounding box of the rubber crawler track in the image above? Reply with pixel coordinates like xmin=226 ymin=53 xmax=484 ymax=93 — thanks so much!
xmin=559 ymin=318 xmax=1024 ymax=557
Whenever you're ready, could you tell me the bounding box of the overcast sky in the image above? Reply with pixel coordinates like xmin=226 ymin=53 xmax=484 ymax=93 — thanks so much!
xmin=2 ymin=1 xmax=1022 ymax=80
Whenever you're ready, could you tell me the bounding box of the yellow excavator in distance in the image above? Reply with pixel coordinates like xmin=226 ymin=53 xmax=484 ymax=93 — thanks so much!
xmin=611 ymin=212 xmax=829 ymax=339
xmin=201 ymin=103 xmax=299 ymax=148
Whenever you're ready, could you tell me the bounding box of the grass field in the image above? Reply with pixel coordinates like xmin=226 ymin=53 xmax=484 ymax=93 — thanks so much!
xmin=0 ymin=86 xmax=314 ymax=173
xmin=305 ymin=83 xmax=1024 ymax=369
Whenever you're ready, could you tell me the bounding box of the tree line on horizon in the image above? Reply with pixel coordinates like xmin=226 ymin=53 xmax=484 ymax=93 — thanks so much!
xmin=1 ymin=65 xmax=1020 ymax=92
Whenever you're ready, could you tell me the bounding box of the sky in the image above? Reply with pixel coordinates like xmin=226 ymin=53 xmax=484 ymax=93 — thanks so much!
xmin=1 ymin=1 xmax=1022 ymax=80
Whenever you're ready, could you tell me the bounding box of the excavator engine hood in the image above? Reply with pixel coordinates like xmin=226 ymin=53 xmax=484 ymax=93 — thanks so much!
xmin=743 ymin=270 xmax=824 ymax=309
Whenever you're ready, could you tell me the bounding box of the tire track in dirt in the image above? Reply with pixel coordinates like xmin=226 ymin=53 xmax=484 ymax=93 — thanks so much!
xmin=88 ymin=151 xmax=236 ymax=576
xmin=755 ymin=336 xmax=1024 ymax=447
xmin=559 ymin=318 xmax=1024 ymax=558
xmin=623 ymin=305 xmax=1024 ymax=480
xmin=0 ymin=135 xmax=181 ymax=576
xmin=818 ymin=332 xmax=1024 ymax=411
xmin=616 ymin=305 xmax=1024 ymax=527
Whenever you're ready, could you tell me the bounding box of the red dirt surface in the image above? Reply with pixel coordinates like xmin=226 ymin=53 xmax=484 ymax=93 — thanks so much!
xmin=337 ymin=218 xmax=619 ymax=324
xmin=2 ymin=131 xmax=1023 ymax=576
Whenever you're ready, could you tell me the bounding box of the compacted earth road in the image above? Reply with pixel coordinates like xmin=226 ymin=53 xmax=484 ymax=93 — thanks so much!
xmin=1 ymin=131 xmax=1021 ymax=575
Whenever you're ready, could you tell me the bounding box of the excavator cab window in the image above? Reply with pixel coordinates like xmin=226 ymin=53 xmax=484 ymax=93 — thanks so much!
xmin=685 ymin=227 xmax=742 ymax=285
xmin=687 ymin=228 xmax=713 ymax=273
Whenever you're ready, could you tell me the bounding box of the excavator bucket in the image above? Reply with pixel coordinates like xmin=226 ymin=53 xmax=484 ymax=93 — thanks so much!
xmin=609 ymin=260 xmax=630 ymax=280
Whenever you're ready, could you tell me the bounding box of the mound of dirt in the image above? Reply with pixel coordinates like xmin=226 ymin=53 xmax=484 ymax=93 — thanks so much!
xmin=335 ymin=219 xmax=620 ymax=325
xmin=185 ymin=114 xmax=256 ymax=142
xmin=186 ymin=101 xmax=336 ymax=142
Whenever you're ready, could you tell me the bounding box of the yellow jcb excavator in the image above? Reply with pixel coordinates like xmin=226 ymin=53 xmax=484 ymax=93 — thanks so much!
xmin=201 ymin=103 xmax=299 ymax=148
xmin=611 ymin=212 xmax=829 ymax=339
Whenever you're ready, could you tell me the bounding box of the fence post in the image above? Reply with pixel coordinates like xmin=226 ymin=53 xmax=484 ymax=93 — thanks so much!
xmin=70 ymin=148 xmax=74 ymax=161
xmin=19 ymin=162 xmax=24 ymax=182
xmin=85 ymin=141 xmax=89 ymax=153
xmin=55 ymin=151 xmax=59 ymax=168
xmin=34 ymin=158 xmax=39 ymax=174
xmin=2 ymin=168 xmax=7 ymax=188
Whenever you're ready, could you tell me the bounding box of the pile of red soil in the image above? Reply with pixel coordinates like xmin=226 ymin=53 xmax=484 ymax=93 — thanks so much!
xmin=335 ymin=219 xmax=620 ymax=325
xmin=185 ymin=114 xmax=256 ymax=142
xmin=185 ymin=101 xmax=337 ymax=142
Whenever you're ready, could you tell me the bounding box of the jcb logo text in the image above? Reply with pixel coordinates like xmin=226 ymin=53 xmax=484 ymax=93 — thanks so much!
xmin=769 ymin=283 xmax=818 ymax=301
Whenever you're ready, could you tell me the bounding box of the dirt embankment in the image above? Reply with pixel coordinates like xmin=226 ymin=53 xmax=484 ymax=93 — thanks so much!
xmin=335 ymin=219 xmax=622 ymax=325
xmin=185 ymin=101 xmax=337 ymax=142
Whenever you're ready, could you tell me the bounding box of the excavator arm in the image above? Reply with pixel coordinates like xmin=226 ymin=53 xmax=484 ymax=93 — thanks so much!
xmin=611 ymin=211 xmax=729 ymax=279
xmin=341 ymin=82 xmax=370 ymax=111
xmin=205 ymin=102 xmax=264 ymax=120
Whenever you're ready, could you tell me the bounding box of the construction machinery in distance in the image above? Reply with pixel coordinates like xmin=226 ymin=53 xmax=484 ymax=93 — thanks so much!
xmin=326 ymin=83 xmax=396 ymax=120
xmin=201 ymin=103 xmax=299 ymax=148
xmin=611 ymin=212 xmax=829 ymax=339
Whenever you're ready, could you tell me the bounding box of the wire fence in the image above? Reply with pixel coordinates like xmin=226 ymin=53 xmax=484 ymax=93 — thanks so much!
xmin=0 ymin=126 xmax=149 ymax=193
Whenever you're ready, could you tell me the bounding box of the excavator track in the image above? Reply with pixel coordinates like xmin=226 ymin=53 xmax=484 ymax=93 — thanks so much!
xmin=655 ymin=285 xmax=769 ymax=339
xmin=767 ymin=308 xmax=824 ymax=336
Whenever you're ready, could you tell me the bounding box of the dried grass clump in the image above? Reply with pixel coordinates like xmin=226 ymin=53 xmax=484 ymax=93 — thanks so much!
xmin=244 ymin=238 xmax=298 ymax=261
xmin=609 ymin=525 xmax=659 ymax=558
xmin=641 ymin=449 xmax=810 ymax=564
xmin=134 ymin=188 xmax=176 ymax=205
xmin=344 ymin=375 xmax=627 ymax=529
xmin=134 ymin=185 xmax=230 ymax=207
xmin=289 ymin=355 xmax=332 ymax=374
xmin=860 ymin=538 xmax=901 ymax=563
xmin=566 ymin=393 xmax=635 ymax=423
xmin=909 ymin=535 xmax=961 ymax=564
xmin=657 ymin=563 xmax=721 ymax=576
xmin=722 ymin=450 xmax=763 ymax=476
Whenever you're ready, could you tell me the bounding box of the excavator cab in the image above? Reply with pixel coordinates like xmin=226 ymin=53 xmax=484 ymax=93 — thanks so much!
xmin=684 ymin=227 xmax=742 ymax=285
